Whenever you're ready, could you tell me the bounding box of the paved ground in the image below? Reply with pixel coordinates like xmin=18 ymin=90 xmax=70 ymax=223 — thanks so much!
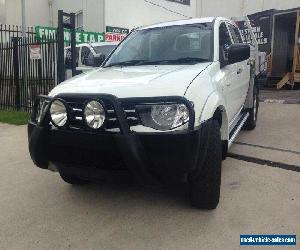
xmin=0 ymin=102 xmax=299 ymax=250
xmin=230 ymin=102 xmax=300 ymax=167
xmin=260 ymin=89 xmax=300 ymax=104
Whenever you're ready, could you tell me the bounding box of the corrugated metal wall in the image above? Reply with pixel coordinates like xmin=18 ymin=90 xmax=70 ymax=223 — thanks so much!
xmin=272 ymin=12 xmax=297 ymax=77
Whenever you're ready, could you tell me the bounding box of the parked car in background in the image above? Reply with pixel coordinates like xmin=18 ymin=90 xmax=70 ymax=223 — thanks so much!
xmin=65 ymin=42 xmax=118 ymax=78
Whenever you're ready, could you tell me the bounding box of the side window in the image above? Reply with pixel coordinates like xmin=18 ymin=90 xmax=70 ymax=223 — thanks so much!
xmin=81 ymin=46 xmax=91 ymax=65
xmin=227 ymin=23 xmax=243 ymax=44
xmin=75 ymin=47 xmax=79 ymax=67
xmin=219 ymin=23 xmax=232 ymax=61
xmin=65 ymin=48 xmax=72 ymax=69
xmin=65 ymin=47 xmax=79 ymax=68
xmin=85 ymin=51 xmax=95 ymax=66
xmin=233 ymin=25 xmax=244 ymax=43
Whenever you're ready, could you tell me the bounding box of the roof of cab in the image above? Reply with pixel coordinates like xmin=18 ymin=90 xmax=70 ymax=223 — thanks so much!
xmin=65 ymin=41 xmax=118 ymax=49
xmin=139 ymin=17 xmax=223 ymax=30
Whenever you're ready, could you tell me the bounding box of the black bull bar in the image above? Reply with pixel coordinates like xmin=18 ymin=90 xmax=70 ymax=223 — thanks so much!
xmin=29 ymin=93 xmax=203 ymax=187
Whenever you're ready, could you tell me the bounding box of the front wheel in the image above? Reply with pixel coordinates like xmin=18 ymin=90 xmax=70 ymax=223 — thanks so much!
xmin=243 ymin=86 xmax=259 ymax=130
xmin=189 ymin=120 xmax=222 ymax=210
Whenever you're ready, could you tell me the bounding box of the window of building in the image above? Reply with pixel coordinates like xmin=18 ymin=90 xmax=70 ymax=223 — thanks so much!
xmin=64 ymin=11 xmax=83 ymax=31
xmin=75 ymin=11 xmax=83 ymax=31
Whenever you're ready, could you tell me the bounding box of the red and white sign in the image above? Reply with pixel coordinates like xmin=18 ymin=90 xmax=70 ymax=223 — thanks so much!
xmin=29 ymin=44 xmax=41 ymax=60
xmin=105 ymin=33 xmax=127 ymax=42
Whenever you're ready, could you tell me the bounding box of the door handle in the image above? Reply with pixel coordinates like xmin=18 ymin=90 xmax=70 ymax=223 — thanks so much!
xmin=237 ymin=68 xmax=242 ymax=74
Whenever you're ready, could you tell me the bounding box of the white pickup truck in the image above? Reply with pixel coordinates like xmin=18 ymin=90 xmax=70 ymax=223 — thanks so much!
xmin=28 ymin=17 xmax=259 ymax=209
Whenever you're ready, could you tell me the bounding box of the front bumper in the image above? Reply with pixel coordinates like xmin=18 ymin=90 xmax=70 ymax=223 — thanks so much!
xmin=28 ymin=94 xmax=207 ymax=185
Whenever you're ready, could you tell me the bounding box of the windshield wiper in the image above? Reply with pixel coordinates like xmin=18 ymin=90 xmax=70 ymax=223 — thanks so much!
xmin=104 ymin=60 xmax=147 ymax=68
xmin=167 ymin=57 xmax=209 ymax=64
xmin=104 ymin=57 xmax=209 ymax=67
xmin=139 ymin=57 xmax=209 ymax=65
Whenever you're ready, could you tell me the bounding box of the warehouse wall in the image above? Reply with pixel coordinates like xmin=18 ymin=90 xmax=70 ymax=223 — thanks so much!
xmin=51 ymin=0 xmax=105 ymax=32
xmin=197 ymin=0 xmax=300 ymax=17
xmin=1 ymin=0 xmax=104 ymax=32
xmin=105 ymin=0 xmax=196 ymax=30
xmin=196 ymin=0 xmax=244 ymax=17
xmin=0 ymin=0 xmax=5 ymax=23
xmin=2 ymin=0 xmax=300 ymax=31
xmin=4 ymin=0 xmax=49 ymax=26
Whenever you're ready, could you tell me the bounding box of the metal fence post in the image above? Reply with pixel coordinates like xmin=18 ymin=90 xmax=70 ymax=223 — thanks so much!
xmin=70 ymin=13 xmax=76 ymax=77
xmin=57 ymin=10 xmax=77 ymax=84
xmin=57 ymin=10 xmax=65 ymax=83
xmin=12 ymin=37 xmax=20 ymax=110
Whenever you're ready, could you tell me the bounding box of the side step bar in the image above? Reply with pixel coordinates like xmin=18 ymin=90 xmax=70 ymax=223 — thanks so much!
xmin=228 ymin=112 xmax=249 ymax=148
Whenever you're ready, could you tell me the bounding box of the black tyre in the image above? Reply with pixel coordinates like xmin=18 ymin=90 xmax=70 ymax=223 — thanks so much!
xmin=189 ymin=120 xmax=222 ymax=210
xmin=59 ymin=173 xmax=90 ymax=185
xmin=243 ymin=86 xmax=259 ymax=130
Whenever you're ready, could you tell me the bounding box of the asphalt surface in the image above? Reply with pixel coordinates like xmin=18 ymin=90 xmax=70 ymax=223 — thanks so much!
xmin=260 ymin=90 xmax=300 ymax=104
xmin=0 ymin=102 xmax=299 ymax=250
xmin=230 ymin=102 xmax=300 ymax=167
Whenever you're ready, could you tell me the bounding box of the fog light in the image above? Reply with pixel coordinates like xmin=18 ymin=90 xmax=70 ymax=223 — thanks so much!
xmin=84 ymin=100 xmax=105 ymax=129
xmin=49 ymin=100 xmax=67 ymax=127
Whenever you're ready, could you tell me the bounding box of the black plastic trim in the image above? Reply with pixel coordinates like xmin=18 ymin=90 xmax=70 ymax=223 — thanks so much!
xmin=29 ymin=94 xmax=198 ymax=186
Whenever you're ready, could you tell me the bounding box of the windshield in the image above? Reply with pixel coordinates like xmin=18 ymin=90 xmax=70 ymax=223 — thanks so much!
xmin=93 ymin=45 xmax=116 ymax=57
xmin=104 ymin=23 xmax=213 ymax=67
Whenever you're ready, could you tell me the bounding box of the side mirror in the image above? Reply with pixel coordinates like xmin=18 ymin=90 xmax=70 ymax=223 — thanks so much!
xmin=228 ymin=43 xmax=250 ymax=64
xmin=93 ymin=54 xmax=106 ymax=67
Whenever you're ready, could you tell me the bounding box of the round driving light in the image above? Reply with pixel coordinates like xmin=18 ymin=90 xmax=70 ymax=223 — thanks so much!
xmin=84 ymin=100 xmax=105 ymax=129
xmin=50 ymin=100 xmax=68 ymax=127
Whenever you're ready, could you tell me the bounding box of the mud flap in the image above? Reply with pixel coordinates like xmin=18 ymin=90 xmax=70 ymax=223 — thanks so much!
xmin=28 ymin=126 xmax=49 ymax=169
xmin=189 ymin=119 xmax=212 ymax=180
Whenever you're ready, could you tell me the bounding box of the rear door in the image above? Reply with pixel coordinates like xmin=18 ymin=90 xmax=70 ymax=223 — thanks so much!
xmin=227 ymin=22 xmax=250 ymax=112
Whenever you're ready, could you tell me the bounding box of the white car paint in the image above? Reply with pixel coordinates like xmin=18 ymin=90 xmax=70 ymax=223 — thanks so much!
xmin=52 ymin=17 xmax=252 ymax=141
xmin=50 ymin=63 xmax=211 ymax=98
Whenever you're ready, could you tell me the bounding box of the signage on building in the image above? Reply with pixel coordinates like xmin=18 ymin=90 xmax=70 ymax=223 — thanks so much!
xmin=105 ymin=26 xmax=129 ymax=42
xmin=237 ymin=10 xmax=274 ymax=54
xmin=238 ymin=17 xmax=271 ymax=54
xmin=35 ymin=26 xmax=105 ymax=44
xmin=29 ymin=44 xmax=41 ymax=60
xmin=106 ymin=26 xmax=129 ymax=34
xmin=165 ymin=0 xmax=190 ymax=5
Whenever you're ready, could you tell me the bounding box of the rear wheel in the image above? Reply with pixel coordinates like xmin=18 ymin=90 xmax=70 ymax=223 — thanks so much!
xmin=189 ymin=120 xmax=222 ymax=210
xmin=59 ymin=173 xmax=90 ymax=185
xmin=243 ymin=86 xmax=259 ymax=130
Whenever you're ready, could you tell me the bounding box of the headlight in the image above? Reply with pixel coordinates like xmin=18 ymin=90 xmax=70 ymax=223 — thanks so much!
xmin=137 ymin=104 xmax=189 ymax=131
xmin=50 ymin=100 xmax=68 ymax=127
xmin=84 ymin=100 xmax=105 ymax=129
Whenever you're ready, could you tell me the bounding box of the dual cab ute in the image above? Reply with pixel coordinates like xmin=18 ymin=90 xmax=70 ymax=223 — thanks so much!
xmin=28 ymin=17 xmax=259 ymax=209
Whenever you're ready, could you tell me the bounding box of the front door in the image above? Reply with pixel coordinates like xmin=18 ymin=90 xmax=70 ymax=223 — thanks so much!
xmin=219 ymin=22 xmax=240 ymax=122
xmin=227 ymin=22 xmax=250 ymax=110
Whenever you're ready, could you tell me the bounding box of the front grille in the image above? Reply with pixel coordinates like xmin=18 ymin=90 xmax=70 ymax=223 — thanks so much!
xmin=55 ymin=97 xmax=141 ymax=132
